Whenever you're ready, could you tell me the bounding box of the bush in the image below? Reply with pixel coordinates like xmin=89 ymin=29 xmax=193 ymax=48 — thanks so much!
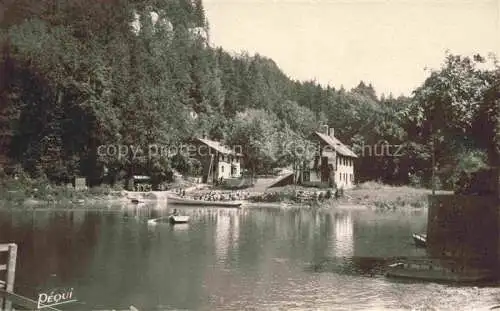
xmin=448 ymin=150 xmax=488 ymax=190
xmin=408 ymin=174 xmax=423 ymax=188
xmin=0 ymin=169 xmax=124 ymax=204
xmin=325 ymin=190 xmax=332 ymax=199
xmin=88 ymin=185 xmax=114 ymax=195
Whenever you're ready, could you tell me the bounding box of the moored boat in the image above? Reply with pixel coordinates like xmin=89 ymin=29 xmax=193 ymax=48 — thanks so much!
xmin=385 ymin=259 xmax=494 ymax=283
xmin=412 ymin=233 xmax=427 ymax=248
xmin=168 ymin=196 xmax=242 ymax=208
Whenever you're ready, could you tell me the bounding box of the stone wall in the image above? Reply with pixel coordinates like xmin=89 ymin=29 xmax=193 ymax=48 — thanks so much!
xmin=427 ymin=194 xmax=500 ymax=271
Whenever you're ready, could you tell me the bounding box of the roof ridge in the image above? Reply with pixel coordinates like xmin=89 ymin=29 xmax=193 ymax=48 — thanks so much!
xmin=313 ymin=131 xmax=357 ymax=158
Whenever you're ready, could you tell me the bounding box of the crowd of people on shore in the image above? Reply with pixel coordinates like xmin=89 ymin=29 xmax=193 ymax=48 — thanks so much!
xmin=173 ymin=187 xmax=342 ymax=203
xmin=175 ymin=188 xmax=251 ymax=201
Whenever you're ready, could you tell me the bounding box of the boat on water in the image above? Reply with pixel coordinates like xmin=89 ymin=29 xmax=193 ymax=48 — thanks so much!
xmin=168 ymin=196 xmax=242 ymax=208
xmin=412 ymin=233 xmax=427 ymax=248
xmin=169 ymin=215 xmax=190 ymax=224
xmin=147 ymin=215 xmax=190 ymax=225
xmin=385 ymin=259 xmax=494 ymax=283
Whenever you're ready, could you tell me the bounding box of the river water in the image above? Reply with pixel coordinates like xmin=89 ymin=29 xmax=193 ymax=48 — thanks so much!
xmin=1 ymin=204 xmax=500 ymax=310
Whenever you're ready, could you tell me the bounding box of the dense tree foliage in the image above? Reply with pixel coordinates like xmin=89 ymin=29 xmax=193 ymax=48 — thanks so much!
xmin=0 ymin=1 xmax=498 ymax=190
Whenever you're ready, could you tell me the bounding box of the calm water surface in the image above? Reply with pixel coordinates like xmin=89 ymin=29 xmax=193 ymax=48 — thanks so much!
xmin=1 ymin=204 xmax=500 ymax=310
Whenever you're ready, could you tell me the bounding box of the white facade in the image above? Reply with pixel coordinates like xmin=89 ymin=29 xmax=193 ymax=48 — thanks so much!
xmin=217 ymin=154 xmax=241 ymax=180
xmin=304 ymin=128 xmax=357 ymax=189
xmin=336 ymin=155 xmax=355 ymax=189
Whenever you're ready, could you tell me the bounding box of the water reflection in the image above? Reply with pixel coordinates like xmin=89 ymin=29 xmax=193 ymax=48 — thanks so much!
xmin=0 ymin=207 xmax=497 ymax=310
xmin=215 ymin=210 xmax=241 ymax=263
xmin=329 ymin=212 xmax=354 ymax=258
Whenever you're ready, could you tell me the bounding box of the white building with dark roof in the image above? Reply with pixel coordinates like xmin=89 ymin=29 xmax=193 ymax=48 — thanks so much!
xmin=192 ymin=137 xmax=242 ymax=184
xmin=306 ymin=125 xmax=358 ymax=189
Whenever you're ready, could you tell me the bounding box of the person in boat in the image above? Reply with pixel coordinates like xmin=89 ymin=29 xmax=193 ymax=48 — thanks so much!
xmin=171 ymin=209 xmax=179 ymax=216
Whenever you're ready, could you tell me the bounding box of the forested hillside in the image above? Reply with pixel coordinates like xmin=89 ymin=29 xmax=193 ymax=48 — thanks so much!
xmin=0 ymin=0 xmax=498 ymax=190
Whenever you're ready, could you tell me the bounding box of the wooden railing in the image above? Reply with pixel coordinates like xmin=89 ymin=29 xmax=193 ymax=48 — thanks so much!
xmin=0 ymin=243 xmax=62 ymax=311
xmin=0 ymin=243 xmax=17 ymax=311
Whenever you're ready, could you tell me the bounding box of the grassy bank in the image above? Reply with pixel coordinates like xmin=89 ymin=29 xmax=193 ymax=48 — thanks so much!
xmin=342 ymin=181 xmax=452 ymax=209
xmin=242 ymin=181 xmax=451 ymax=209
xmin=0 ymin=176 xmax=125 ymax=207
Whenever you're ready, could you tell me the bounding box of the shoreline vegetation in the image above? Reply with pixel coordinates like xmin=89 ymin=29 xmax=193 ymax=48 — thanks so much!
xmin=237 ymin=182 xmax=451 ymax=209
xmin=0 ymin=175 xmax=126 ymax=207
xmin=0 ymin=175 xmax=448 ymax=210
xmin=0 ymin=2 xmax=497 ymax=215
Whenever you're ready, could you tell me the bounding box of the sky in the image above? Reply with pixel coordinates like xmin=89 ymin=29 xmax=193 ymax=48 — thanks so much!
xmin=203 ymin=0 xmax=500 ymax=97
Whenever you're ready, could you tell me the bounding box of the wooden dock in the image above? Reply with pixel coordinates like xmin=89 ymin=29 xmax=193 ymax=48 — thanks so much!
xmin=0 ymin=243 xmax=61 ymax=311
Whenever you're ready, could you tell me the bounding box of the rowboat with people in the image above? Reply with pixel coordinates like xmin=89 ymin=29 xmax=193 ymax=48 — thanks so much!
xmin=147 ymin=209 xmax=190 ymax=225
xmin=168 ymin=215 xmax=190 ymax=224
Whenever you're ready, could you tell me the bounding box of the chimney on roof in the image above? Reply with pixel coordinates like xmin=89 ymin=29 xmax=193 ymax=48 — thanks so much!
xmin=329 ymin=128 xmax=335 ymax=138
xmin=202 ymin=131 xmax=207 ymax=139
xmin=320 ymin=124 xmax=329 ymax=135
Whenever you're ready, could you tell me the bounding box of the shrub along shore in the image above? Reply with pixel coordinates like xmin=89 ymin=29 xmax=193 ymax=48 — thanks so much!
xmin=0 ymin=175 xmax=126 ymax=207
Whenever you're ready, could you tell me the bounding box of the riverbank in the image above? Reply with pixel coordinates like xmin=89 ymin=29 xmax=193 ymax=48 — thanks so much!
xmin=0 ymin=175 xmax=127 ymax=207
xmin=183 ymin=181 xmax=450 ymax=210
xmin=1 ymin=174 xmax=450 ymax=210
xmin=340 ymin=182 xmax=452 ymax=209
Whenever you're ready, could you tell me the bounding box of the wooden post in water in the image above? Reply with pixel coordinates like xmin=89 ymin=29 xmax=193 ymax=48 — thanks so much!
xmin=5 ymin=244 xmax=16 ymax=311
xmin=0 ymin=243 xmax=17 ymax=311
